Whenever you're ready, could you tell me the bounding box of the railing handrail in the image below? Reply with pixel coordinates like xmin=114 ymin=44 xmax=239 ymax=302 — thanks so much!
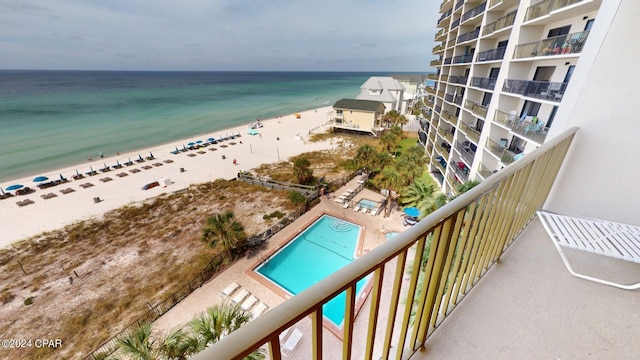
xmin=193 ymin=127 xmax=579 ymax=360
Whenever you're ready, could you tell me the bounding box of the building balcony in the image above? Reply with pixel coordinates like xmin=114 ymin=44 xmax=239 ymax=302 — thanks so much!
xmin=482 ymin=9 xmax=517 ymax=36
xmin=433 ymin=156 xmax=447 ymax=173
xmin=435 ymin=28 xmax=446 ymax=41
xmin=461 ymin=1 xmax=487 ymax=23
xmin=451 ymin=18 xmax=461 ymax=30
xmin=513 ymin=30 xmax=590 ymax=59
xmin=435 ymin=142 xmax=451 ymax=160
xmin=485 ymin=137 xmax=518 ymax=164
xmin=452 ymin=53 xmax=474 ymax=64
xmin=437 ymin=90 xmax=445 ymax=99
xmin=525 ymin=0 xmax=583 ymax=22
xmin=457 ymin=28 xmax=480 ymax=44
xmin=444 ymin=57 xmax=453 ymax=65
xmin=435 ymin=104 xmax=442 ymax=114
xmin=493 ymin=108 xmax=513 ymax=128
xmin=196 ymin=129 xmax=626 ymax=360
xmin=438 ymin=9 xmax=453 ymax=27
xmin=464 ymin=99 xmax=488 ymax=118
xmin=432 ymin=44 xmax=444 ymax=53
xmin=488 ymin=0 xmax=502 ymax=8
xmin=455 ymin=141 xmax=476 ymax=164
xmin=455 ymin=0 xmax=464 ymax=11
xmin=427 ymin=73 xmax=439 ymax=81
xmin=502 ymin=79 xmax=567 ymax=102
xmin=448 ymin=75 xmax=468 ymax=85
xmin=459 ymin=121 xmax=481 ymax=144
xmin=447 ymin=38 xmax=457 ymax=48
xmin=477 ymin=161 xmax=494 ymax=179
xmin=470 ymin=77 xmax=497 ymax=90
xmin=476 ymin=46 xmax=507 ymax=62
xmin=440 ymin=0 xmax=453 ymax=13
xmin=444 ymin=93 xmax=454 ymax=103
xmin=430 ymin=59 xmax=443 ymax=67
xmin=425 ymin=86 xmax=436 ymax=95
xmin=446 ymin=172 xmax=460 ymax=192
xmin=452 ymin=161 xmax=470 ymax=182
xmin=440 ymin=111 xmax=458 ymax=125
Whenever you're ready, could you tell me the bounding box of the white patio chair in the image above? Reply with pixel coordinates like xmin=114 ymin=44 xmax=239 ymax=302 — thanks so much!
xmin=218 ymin=282 xmax=239 ymax=299
xmin=537 ymin=210 xmax=640 ymax=290
xmin=231 ymin=288 xmax=250 ymax=304
xmin=282 ymin=328 xmax=303 ymax=357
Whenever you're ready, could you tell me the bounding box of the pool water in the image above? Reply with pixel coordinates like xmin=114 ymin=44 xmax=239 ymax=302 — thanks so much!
xmin=385 ymin=231 xmax=399 ymax=240
xmin=255 ymin=215 xmax=366 ymax=327
xmin=357 ymin=198 xmax=378 ymax=210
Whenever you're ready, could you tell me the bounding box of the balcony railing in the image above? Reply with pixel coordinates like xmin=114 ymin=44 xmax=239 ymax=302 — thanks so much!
xmin=437 ymin=90 xmax=445 ymax=99
xmin=503 ymin=79 xmax=567 ymax=102
xmin=195 ymin=128 xmax=578 ymax=360
xmin=438 ymin=8 xmax=453 ymax=24
xmin=428 ymin=73 xmax=439 ymax=81
xmin=432 ymin=44 xmax=444 ymax=53
xmin=440 ymin=111 xmax=457 ymax=124
xmin=457 ymin=28 xmax=480 ymax=44
xmin=486 ymin=137 xmax=507 ymax=159
xmin=464 ymin=99 xmax=488 ymax=118
xmin=448 ymin=75 xmax=468 ymax=85
xmin=440 ymin=0 xmax=453 ymax=12
xmin=430 ymin=59 xmax=443 ymax=67
xmin=425 ymin=86 xmax=436 ymax=95
xmin=459 ymin=121 xmax=481 ymax=143
xmin=488 ymin=0 xmax=502 ymax=7
xmin=455 ymin=0 xmax=464 ymax=10
xmin=435 ymin=28 xmax=446 ymax=40
xmin=447 ymin=38 xmax=456 ymax=48
xmin=455 ymin=141 xmax=476 ymax=164
xmin=461 ymin=1 xmax=487 ymax=22
xmin=451 ymin=18 xmax=461 ymax=29
xmin=525 ymin=0 xmax=583 ymax=22
xmin=482 ymin=10 xmax=517 ymax=36
xmin=435 ymin=141 xmax=451 ymax=159
xmin=470 ymin=77 xmax=497 ymax=90
xmin=435 ymin=104 xmax=442 ymax=114
xmin=452 ymin=162 xmax=470 ymax=182
xmin=452 ymin=53 xmax=474 ymax=64
xmin=513 ymin=30 xmax=589 ymax=59
xmin=445 ymin=93 xmax=454 ymax=103
xmin=478 ymin=161 xmax=494 ymax=178
xmin=493 ymin=108 xmax=514 ymax=127
xmin=476 ymin=46 xmax=507 ymax=62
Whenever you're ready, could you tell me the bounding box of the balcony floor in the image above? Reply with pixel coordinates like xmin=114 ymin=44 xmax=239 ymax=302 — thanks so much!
xmin=414 ymin=218 xmax=640 ymax=360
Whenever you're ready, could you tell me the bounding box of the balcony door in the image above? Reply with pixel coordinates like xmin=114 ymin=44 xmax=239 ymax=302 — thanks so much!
xmin=520 ymin=100 xmax=540 ymax=117
xmin=533 ymin=66 xmax=554 ymax=81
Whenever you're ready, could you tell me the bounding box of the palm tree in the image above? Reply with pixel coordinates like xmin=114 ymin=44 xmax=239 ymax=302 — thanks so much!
xmin=381 ymin=110 xmax=400 ymax=128
xmin=354 ymin=144 xmax=379 ymax=172
xmin=394 ymin=114 xmax=409 ymax=130
xmin=117 ymin=323 xmax=155 ymax=360
xmin=202 ymin=211 xmax=246 ymax=259
xmin=400 ymin=178 xmax=440 ymax=217
xmin=116 ymin=323 xmax=193 ymax=360
xmin=372 ymin=165 xmax=404 ymax=217
xmin=188 ymin=304 xmax=263 ymax=359
xmin=292 ymin=156 xmax=314 ymax=185
xmin=455 ymin=179 xmax=481 ymax=195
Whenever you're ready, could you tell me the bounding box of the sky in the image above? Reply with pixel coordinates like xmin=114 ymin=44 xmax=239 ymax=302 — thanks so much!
xmin=0 ymin=0 xmax=440 ymax=72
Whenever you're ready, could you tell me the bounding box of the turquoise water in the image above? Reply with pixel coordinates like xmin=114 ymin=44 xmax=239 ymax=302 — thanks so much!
xmin=357 ymin=198 xmax=378 ymax=210
xmin=0 ymin=70 xmax=393 ymax=182
xmin=255 ymin=215 xmax=366 ymax=327
xmin=385 ymin=231 xmax=399 ymax=240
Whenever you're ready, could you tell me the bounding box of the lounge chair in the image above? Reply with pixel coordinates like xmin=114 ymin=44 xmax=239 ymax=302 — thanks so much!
xmin=251 ymin=302 xmax=268 ymax=319
xmin=343 ymin=202 xmax=349 ymax=209
xmin=537 ymin=210 xmax=640 ymax=290
xmin=282 ymin=328 xmax=303 ymax=357
xmin=231 ymin=289 xmax=250 ymax=304
xmin=240 ymin=295 xmax=258 ymax=311
xmin=361 ymin=207 xmax=368 ymax=214
xmin=333 ymin=198 xmax=344 ymax=204
xmin=219 ymin=282 xmax=240 ymax=298
xmin=353 ymin=205 xmax=360 ymax=212
xmin=370 ymin=209 xmax=377 ymax=216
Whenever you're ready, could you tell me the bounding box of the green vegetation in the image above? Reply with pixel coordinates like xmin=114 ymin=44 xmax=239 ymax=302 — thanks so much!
xmin=262 ymin=211 xmax=285 ymax=220
xmin=112 ymin=303 xmax=264 ymax=360
xmin=202 ymin=211 xmax=247 ymax=259
xmin=292 ymin=156 xmax=314 ymax=185
xmin=288 ymin=191 xmax=307 ymax=205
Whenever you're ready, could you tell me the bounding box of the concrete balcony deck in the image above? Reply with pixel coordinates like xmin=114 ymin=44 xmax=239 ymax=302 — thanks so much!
xmin=414 ymin=218 xmax=640 ymax=360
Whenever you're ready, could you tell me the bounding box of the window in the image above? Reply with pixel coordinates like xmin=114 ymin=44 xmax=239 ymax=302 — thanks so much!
xmin=520 ymin=100 xmax=541 ymax=117
xmin=548 ymin=25 xmax=571 ymax=38
xmin=584 ymin=19 xmax=595 ymax=31
xmin=336 ymin=110 xmax=343 ymax=115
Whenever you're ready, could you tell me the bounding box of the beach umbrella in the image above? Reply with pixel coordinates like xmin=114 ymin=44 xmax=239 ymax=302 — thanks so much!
xmin=207 ymin=137 xmax=215 ymax=142
xmin=76 ymin=169 xmax=81 ymax=176
xmin=149 ymin=152 xmax=154 ymax=158
xmin=403 ymin=207 xmax=421 ymax=218
xmin=6 ymin=184 xmax=24 ymax=191
xmin=33 ymin=176 xmax=49 ymax=182
xmin=1 ymin=188 xmax=5 ymax=195
xmin=59 ymin=173 xmax=66 ymax=181
xmin=138 ymin=154 xmax=143 ymax=161
xmin=187 ymin=142 xmax=195 ymax=147
xmin=195 ymin=140 xmax=203 ymax=144
xmin=116 ymin=160 xmax=121 ymax=167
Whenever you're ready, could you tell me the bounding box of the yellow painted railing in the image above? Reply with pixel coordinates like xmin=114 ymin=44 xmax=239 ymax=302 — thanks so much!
xmin=192 ymin=128 xmax=578 ymax=360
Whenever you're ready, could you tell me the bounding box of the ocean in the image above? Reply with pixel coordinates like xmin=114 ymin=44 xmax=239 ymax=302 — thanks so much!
xmin=0 ymin=70 xmax=390 ymax=182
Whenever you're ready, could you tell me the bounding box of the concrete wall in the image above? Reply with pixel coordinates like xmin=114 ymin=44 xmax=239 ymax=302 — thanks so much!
xmin=545 ymin=0 xmax=640 ymax=225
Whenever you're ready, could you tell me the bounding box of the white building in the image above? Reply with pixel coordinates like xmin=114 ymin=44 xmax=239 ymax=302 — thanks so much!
xmin=356 ymin=76 xmax=406 ymax=114
xmin=423 ymin=0 xmax=605 ymax=196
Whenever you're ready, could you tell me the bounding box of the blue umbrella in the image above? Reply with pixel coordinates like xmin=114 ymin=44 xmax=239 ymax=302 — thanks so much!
xmin=207 ymin=137 xmax=215 ymax=142
xmin=33 ymin=176 xmax=49 ymax=182
xmin=60 ymin=173 xmax=67 ymax=181
xmin=404 ymin=207 xmax=421 ymax=218
xmin=6 ymin=184 xmax=24 ymax=191
xmin=196 ymin=140 xmax=203 ymax=144
xmin=187 ymin=142 xmax=195 ymax=146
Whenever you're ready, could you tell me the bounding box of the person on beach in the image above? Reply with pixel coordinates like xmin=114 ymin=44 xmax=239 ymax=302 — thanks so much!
xmin=233 ymin=159 xmax=237 ymax=166
xmin=88 ymin=156 xmax=93 ymax=161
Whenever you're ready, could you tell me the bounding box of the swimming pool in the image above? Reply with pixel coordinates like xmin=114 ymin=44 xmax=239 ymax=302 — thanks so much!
xmin=357 ymin=198 xmax=378 ymax=210
xmin=255 ymin=214 xmax=367 ymax=327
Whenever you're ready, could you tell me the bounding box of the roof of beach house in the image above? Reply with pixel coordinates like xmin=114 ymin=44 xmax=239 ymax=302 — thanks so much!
xmin=333 ymin=99 xmax=385 ymax=112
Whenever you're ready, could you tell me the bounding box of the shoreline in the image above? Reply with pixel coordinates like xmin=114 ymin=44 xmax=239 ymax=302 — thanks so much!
xmin=0 ymin=106 xmax=336 ymax=248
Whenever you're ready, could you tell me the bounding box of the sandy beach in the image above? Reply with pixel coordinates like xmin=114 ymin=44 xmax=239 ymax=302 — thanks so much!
xmin=0 ymin=106 xmax=335 ymax=248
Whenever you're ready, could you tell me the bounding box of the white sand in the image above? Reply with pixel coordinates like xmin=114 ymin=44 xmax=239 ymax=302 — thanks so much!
xmin=0 ymin=107 xmax=336 ymax=248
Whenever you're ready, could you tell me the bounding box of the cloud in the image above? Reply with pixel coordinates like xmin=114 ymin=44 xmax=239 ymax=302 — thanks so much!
xmin=0 ymin=0 xmax=440 ymax=71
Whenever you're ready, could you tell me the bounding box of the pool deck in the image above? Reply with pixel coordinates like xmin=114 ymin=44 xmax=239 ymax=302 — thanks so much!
xmin=152 ymin=177 xmax=409 ymax=358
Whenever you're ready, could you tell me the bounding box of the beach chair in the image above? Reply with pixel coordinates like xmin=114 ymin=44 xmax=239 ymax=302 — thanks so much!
xmin=231 ymin=289 xmax=250 ymax=304
xmin=370 ymin=209 xmax=377 ymax=216
xmin=251 ymin=302 xmax=268 ymax=320
xmin=343 ymin=202 xmax=349 ymax=209
xmin=219 ymin=282 xmax=240 ymax=299
xmin=537 ymin=210 xmax=640 ymax=290
xmin=361 ymin=207 xmax=368 ymax=214
xmin=353 ymin=205 xmax=360 ymax=212
xmin=282 ymin=328 xmax=303 ymax=357
xmin=240 ymin=295 xmax=258 ymax=311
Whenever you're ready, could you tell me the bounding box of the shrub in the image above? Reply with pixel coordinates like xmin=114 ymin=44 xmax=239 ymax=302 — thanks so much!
xmin=24 ymin=297 xmax=34 ymax=305
xmin=289 ymin=191 xmax=306 ymax=205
